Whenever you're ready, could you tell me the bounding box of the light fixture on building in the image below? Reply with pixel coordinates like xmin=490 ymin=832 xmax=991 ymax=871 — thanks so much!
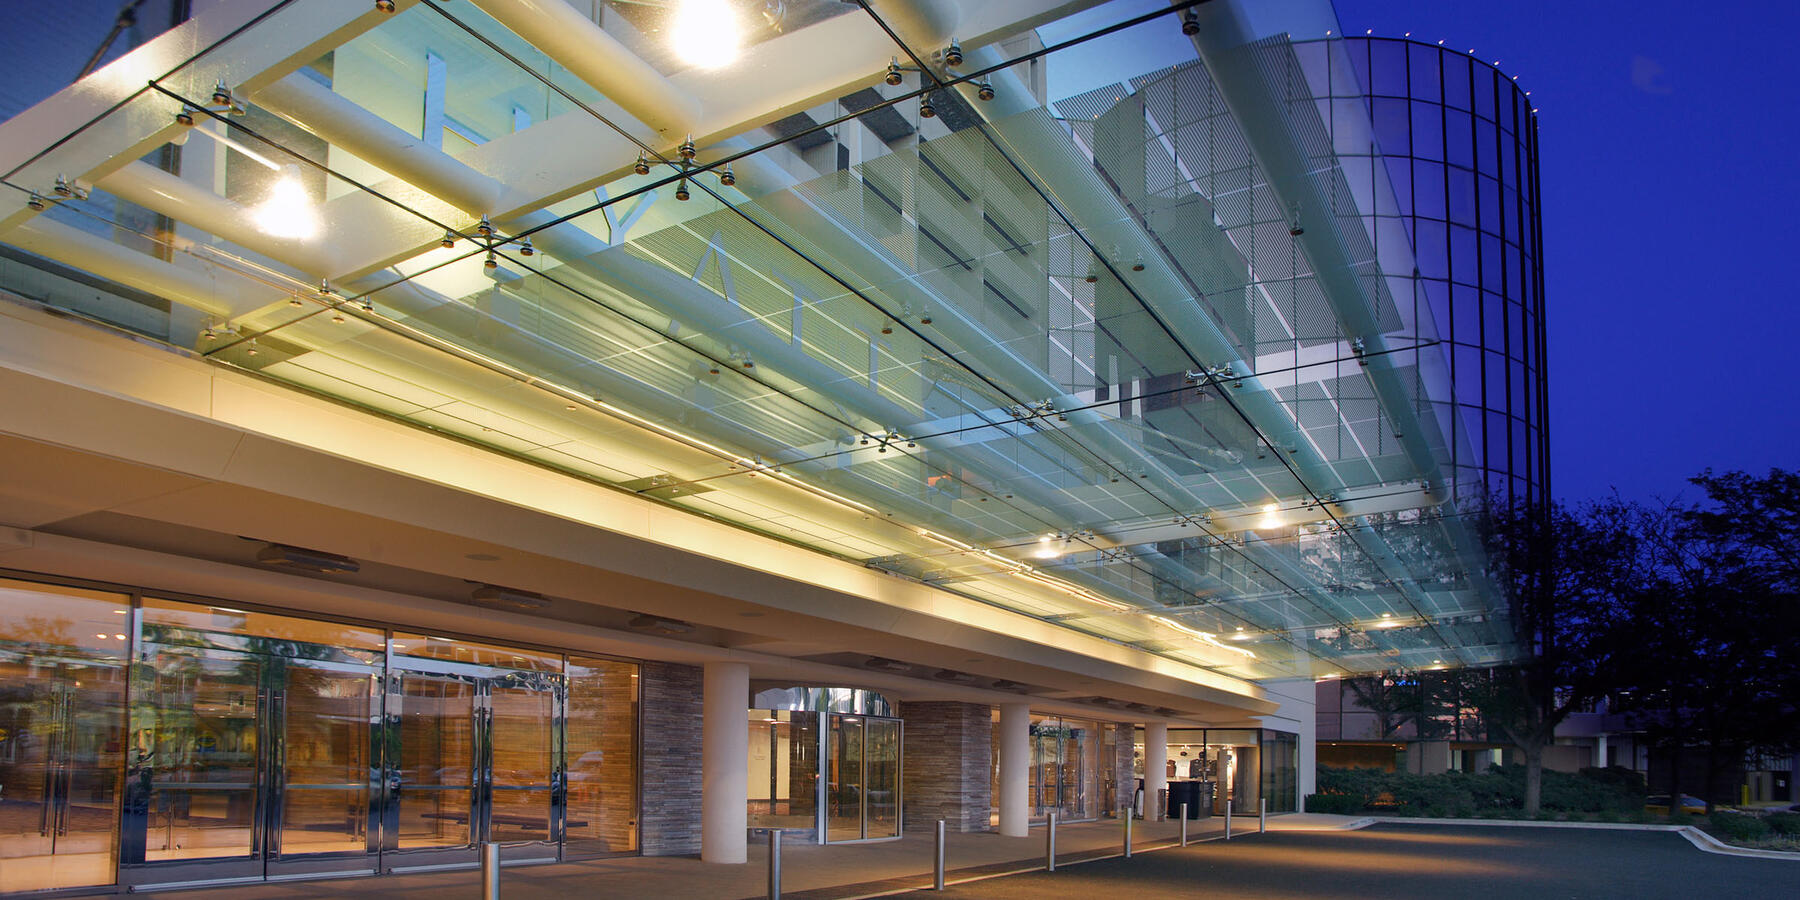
xmin=678 ymin=135 xmax=697 ymax=161
xmin=719 ymin=165 xmax=736 ymax=187
xmin=672 ymin=0 xmax=741 ymax=69
xmin=375 ymin=0 xmax=395 ymax=12
xmin=634 ymin=153 xmax=651 ymax=176
xmin=1257 ymin=502 xmax=1283 ymax=530
xmin=628 ymin=613 xmax=695 ymax=635
xmin=919 ymin=93 xmax=935 ymax=118
xmin=440 ymin=230 xmax=457 ymax=248
xmin=26 ymin=194 xmax=45 ymax=211
xmin=976 ymin=81 xmax=995 ymax=102
xmin=862 ymin=657 xmax=912 ymax=673
xmin=471 ymin=584 xmax=551 ymax=610
xmin=210 ymin=80 xmax=232 ymax=107
xmin=885 ymin=59 xmax=904 ymax=86
xmin=252 ymin=164 xmax=319 ymax=239
xmin=675 ymin=178 xmax=690 ymax=201
xmin=175 ymin=105 xmax=196 ymax=126
xmin=255 ymin=542 xmax=360 ymax=574
xmin=517 ymin=237 xmax=534 ymax=257
xmin=1181 ymin=12 xmax=1200 ymax=36
xmin=943 ymin=39 xmax=963 ymax=67
xmin=484 ymin=250 xmax=498 ymax=269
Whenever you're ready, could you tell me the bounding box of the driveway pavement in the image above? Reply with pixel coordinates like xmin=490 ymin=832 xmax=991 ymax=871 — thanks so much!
xmin=906 ymin=823 xmax=1796 ymax=899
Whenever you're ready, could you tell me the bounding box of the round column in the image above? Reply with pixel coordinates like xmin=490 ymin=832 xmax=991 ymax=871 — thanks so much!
xmin=702 ymin=661 xmax=750 ymax=863
xmin=1144 ymin=722 xmax=1168 ymax=821
xmin=997 ymin=703 xmax=1030 ymax=837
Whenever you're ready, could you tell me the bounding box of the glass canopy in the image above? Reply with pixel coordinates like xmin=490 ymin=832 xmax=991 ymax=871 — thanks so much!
xmin=0 ymin=0 xmax=1538 ymax=681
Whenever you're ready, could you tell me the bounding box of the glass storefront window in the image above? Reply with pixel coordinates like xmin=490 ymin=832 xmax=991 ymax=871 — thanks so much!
xmin=747 ymin=710 xmax=819 ymax=834
xmin=0 ymin=579 xmax=129 ymax=891
xmin=565 ymin=656 xmax=640 ymax=855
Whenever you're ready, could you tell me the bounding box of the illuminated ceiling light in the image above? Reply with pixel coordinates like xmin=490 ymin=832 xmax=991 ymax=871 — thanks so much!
xmin=672 ymin=0 xmax=741 ymax=70
xmin=252 ymin=164 xmax=320 ymax=239
xmin=1032 ymin=534 xmax=1064 ymax=560
xmin=1257 ymin=502 xmax=1283 ymax=530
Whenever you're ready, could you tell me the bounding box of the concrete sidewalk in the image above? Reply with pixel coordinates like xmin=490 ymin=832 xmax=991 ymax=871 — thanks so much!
xmin=157 ymin=813 xmax=1345 ymax=899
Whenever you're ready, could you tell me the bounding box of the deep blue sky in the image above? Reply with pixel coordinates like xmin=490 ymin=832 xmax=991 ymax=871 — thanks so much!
xmin=1337 ymin=0 xmax=1800 ymax=502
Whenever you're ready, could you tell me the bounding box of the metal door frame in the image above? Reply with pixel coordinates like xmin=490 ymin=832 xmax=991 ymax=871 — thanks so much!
xmin=380 ymin=658 xmax=563 ymax=874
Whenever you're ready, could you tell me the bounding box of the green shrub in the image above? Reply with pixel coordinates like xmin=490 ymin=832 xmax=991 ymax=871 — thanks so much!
xmin=1305 ymin=793 xmax=1364 ymax=815
xmin=1710 ymin=812 xmax=1771 ymax=841
xmin=1310 ymin=764 xmax=1642 ymax=819
xmin=1763 ymin=812 xmax=1800 ymax=836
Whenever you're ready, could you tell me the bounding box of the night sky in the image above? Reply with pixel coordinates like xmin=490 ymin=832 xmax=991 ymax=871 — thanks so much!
xmin=1337 ymin=0 xmax=1800 ymax=502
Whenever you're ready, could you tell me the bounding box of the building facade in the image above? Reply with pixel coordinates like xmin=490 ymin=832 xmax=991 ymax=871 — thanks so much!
xmin=0 ymin=0 xmax=1543 ymax=893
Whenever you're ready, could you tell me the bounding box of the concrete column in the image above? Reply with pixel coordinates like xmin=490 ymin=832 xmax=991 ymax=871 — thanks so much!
xmin=996 ymin=703 xmax=1030 ymax=837
xmin=701 ymin=661 xmax=749 ymax=863
xmin=1143 ymin=722 xmax=1168 ymax=820
xmin=1596 ymin=734 xmax=1609 ymax=768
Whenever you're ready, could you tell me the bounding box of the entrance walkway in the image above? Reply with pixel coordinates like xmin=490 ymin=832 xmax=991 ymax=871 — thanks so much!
xmin=156 ymin=814 xmax=1334 ymax=899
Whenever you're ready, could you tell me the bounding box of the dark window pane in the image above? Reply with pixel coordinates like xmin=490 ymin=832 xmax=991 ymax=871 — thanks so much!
xmin=1481 ymin=234 xmax=1504 ymax=293
xmin=1479 ymin=175 xmax=1500 ymax=234
xmin=1454 ymin=283 xmax=1481 ymax=343
xmin=1497 ymin=83 xmax=1516 ymax=132
xmin=1486 ymin=408 xmax=1508 ymax=471
xmin=1372 ymin=98 xmax=1410 ymax=156
xmin=1409 ymin=44 xmax=1442 ymax=101
xmin=1386 ymin=156 xmax=1413 ymax=211
xmin=1443 ymin=54 xmax=1471 ymax=109
xmin=1415 ymin=218 xmax=1449 ymax=279
xmin=1411 ymin=101 xmax=1444 ymax=161
xmin=1445 ymin=109 xmax=1474 ymax=168
xmin=1424 ymin=278 xmax=1451 ymax=336
xmin=1483 ymin=290 xmax=1505 ymax=351
xmin=1451 ymin=224 xmax=1479 ymax=285
xmin=1455 ymin=341 xmax=1483 ymax=406
xmin=1472 ymin=66 xmax=1497 ymax=120
xmin=1511 ymin=298 xmax=1528 ymax=362
xmin=1371 ymin=40 xmax=1408 ymax=96
xmin=1413 ymin=160 xmax=1446 ymax=219
xmin=1476 ymin=118 xmax=1498 ymax=175
xmin=1448 ymin=167 xmax=1477 ymax=226
xmin=1501 ymin=133 xmax=1517 ymax=187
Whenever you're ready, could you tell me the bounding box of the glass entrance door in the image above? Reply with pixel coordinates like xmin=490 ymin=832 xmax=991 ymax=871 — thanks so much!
xmin=384 ymin=660 xmax=562 ymax=871
xmin=0 ymin=579 xmax=130 ymax=893
xmin=123 ymin=642 xmax=382 ymax=887
xmin=825 ymin=715 xmax=900 ymax=842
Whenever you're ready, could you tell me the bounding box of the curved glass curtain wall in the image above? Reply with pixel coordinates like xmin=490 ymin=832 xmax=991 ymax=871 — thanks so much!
xmin=1321 ymin=37 xmax=1548 ymax=507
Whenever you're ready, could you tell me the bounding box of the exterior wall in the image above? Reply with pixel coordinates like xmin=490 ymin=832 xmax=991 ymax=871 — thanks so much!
xmin=1258 ymin=677 xmax=1317 ymax=806
xmin=898 ymin=701 xmax=992 ymax=833
xmin=640 ymin=661 xmax=703 ymax=855
xmin=1336 ymin=36 xmax=1550 ymax=507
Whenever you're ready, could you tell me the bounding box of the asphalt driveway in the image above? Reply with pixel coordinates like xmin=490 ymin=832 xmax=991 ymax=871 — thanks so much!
xmin=905 ymin=823 xmax=1796 ymax=899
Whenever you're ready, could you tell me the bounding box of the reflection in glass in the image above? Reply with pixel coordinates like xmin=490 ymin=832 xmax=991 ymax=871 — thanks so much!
xmin=278 ymin=665 xmax=374 ymax=856
xmin=489 ymin=685 xmax=555 ymax=843
xmin=748 ymin=710 xmax=819 ymax=832
xmin=565 ymin=656 xmax=639 ymax=854
xmin=865 ymin=719 xmax=900 ymax=839
xmin=827 ymin=715 xmax=863 ymax=842
xmin=396 ymin=675 xmax=473 ymax=849
xmin=135 ymin=648 xmax=262 ymax=862
xmin=0 ymin=579 xmax=129 ymax=890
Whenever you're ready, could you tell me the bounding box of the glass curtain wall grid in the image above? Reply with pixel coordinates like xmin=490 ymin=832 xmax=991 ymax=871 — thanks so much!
xmin=0 ymin=3 xmax=1538 ymax=680
xmin=0 ymin=573 xmax=641 ymax=895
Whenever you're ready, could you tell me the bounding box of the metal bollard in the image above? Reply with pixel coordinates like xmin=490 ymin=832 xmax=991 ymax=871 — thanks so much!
xmin=935 ymin=819 xmax=947 ymax=891
xmin=479 ymin=841 xmax=500 ymax=900
xmin=1179 ymin=802 xmax=1188 ymax=847
xmin=1224 ymin=799 xmax=1232 ymax=841
xmin=1261 ymin=797 xmax=1268 ymax=833
xmin=1045 ymin=812 xmax=1057 ymax=872
xmin=768 ymin=829 xmax=782 ymax=900
xmin=1122 ymin=806 xmax=1133 ymax=858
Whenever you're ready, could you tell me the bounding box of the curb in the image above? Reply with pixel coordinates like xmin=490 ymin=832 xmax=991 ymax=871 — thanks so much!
xmin=1364 ymin=816 xmax=1800 ymax=861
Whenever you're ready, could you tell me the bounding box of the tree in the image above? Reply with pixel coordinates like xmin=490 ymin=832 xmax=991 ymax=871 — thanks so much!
xmin=1612 ymin=469 xmax=1800 ymax=810
xmin=1342 ymin=674 xmax=1422 ymax=740
xmin=1471 ymin=497 xmax=1644 ymax=815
